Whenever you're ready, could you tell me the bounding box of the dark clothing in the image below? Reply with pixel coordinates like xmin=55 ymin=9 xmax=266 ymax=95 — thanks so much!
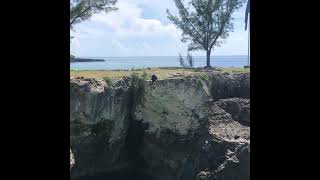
xmin=150 ymin=75 xmax=158 ymax=89
xmin=151 ymin=75 xmax=158 ymax=82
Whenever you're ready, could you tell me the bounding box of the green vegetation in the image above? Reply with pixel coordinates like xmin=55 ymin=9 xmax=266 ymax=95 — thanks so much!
xmin=131 ymin=67 xmax=145 ymax=71
xmin=102 ymin=76 xmax=113 ymax=86
xmin=178 ymin=54 xmax=186 ymax=67
xmin=129 ymin=72 xmax=146 ymax=110
xmin=141 ymin=70 xmax=148 ymax=80
xmin=196 ymin=79 xmax=203 ymax=90
xmin=70 ymin=0 xmax=118 ymax=30
xmin=187 ymin=53 xmax=194 ymax=68
xmin=167 ymin=0 xmax=244 ymax=67
xmin=71 ymin=67 xmax=249 ymax=80
xmin=199 ymin=73 xmax=209 ymax=81
xmin=178 ymin=52 xmax=194 ymax=68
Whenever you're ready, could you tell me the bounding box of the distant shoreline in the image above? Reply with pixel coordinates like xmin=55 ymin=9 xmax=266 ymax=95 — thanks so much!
xmin=70 ymin=58 xmax=105 ymax=63
xmin=70 ymin=56 xmax=248 ymax=70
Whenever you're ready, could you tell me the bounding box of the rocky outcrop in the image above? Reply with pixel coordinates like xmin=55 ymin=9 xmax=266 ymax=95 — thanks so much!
xmin=215 ymin=98 xmax=250 ymax=126
xmin=70 ymin=77 xmax=132 ymax=178
xmin=71 ymin=149 xmax=75 ymax=170
xmin=70 ymin=72 xmax=250 ymax=180
xmin=209 ymin=73 xmax=250 ymax=100
xmin=136 ymin=84 xmax=250 ymax=180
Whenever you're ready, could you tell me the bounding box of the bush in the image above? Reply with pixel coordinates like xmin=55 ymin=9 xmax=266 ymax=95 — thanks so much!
xmin=199 ymin=74 xmax=209 ymax=81
xmin=178 ymin=52 xmax=194 ymax=68
xmin=179 ymin=54 xmax=186 ymax=67
xmin=129 ymin=72 xmax=145 ymax=109
xmin=103 ymin=77 xmax=113 ymax=85
xmin=196 ymin=79 xmax=203 ymax=90
xmin=141 ymin=70 xmax=148 ymax=80
xmin=187 ymin=52 xmax=194 ymax=68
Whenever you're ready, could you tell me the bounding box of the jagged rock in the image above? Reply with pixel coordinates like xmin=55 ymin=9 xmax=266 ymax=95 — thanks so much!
xmin=71 ymin=149 xmax=75 ymax=170
xmin=215 ymin=98 xmax=250 ymax=126
xmin=138 ymin=98 xmax=249 ymax=180
xmin=70 ymin=77 xmax=131 ymax=178
xmin=70 ymin=72 xmax=250 ymax=180
xmin=213 ymin=145 xmax=250 ymax=180
xmin=209 ymin=73 xmax=250 ymax=100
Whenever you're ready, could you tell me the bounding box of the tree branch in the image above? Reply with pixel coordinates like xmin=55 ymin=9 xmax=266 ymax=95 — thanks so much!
xmin=178 ymin=2 xmax=205 ymax=47
xmin=70 ymin=5 xmax=92 ymax=27
xmin=209 ymin=4 xmax=234 ymax=50
xmin=70 ymin=1 xmax=110 ymax=27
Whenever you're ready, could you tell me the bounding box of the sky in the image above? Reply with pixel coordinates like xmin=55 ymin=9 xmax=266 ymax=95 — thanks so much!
xmin=70 ymin=0 xmax=248 ymax=57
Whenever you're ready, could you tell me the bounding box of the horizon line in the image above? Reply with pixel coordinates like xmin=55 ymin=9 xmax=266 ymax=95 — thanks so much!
xmin=75 ymin=55 xmax=248 ymax=58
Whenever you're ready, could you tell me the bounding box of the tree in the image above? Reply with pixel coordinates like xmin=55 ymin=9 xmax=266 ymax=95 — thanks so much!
xmin=70 ymin=0 xmax=117 ymax=59
xmin=70 ymin=0 xmax=118 ymax=30
xmin=167 ymin=0 xmax=244 ymax=68
xmin=178 ymin=52 xmax=194 ymax=68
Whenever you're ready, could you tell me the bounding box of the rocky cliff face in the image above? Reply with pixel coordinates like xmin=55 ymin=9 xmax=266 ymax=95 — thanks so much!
xmin=70 ymin=72 xmax=250 ymax=180
xmin=70 ymin=78 xmax=132 ymax=177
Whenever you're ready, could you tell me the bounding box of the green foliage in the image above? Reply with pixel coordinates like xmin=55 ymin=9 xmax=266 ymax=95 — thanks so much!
xmin=131 ymin=72 xmax=140 ymax=78
xmin=141 ymin=70 xmax=148 ymax=80
xmin=178 ymin=52 xmax=194 ymax=68
xmin=179 ymin=53 xmax=186 ymax=67
xmin=129 ymin=73 xmax=145 ymax=111
xmin=199 ymin=74 xmax=209 ymax=81
xmin=167 ymin=0 xmax=244 ymax=66
xmin=103 ymin=76 xmax=113 ymax=85
xmin=130 ymin=67 xmax=144 ymax=71
xmin=196 ymin=79 xmax=203 ymax=90
xmin=70 ymin=0 xmax=118 ymax=29
xmin=187 ymin=52 xmax=194 ymax=67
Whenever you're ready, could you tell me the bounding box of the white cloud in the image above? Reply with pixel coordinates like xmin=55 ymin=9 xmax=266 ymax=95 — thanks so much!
xmin=70 ymin=0 xmax=248 ymax=56
xmin=88 ymin=0 xmax=181 ymax=39
xmin=71 ymin=36 xmax=80 ymax=47
xmin=140 ymin=41 xmax=151 ymax=49
xmin=111 ymin=40 xmax=124 ymax=49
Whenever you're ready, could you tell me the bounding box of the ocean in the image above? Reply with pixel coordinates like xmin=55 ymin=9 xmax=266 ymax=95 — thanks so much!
xmin=70 ymin=55 xmax=249 ymax=70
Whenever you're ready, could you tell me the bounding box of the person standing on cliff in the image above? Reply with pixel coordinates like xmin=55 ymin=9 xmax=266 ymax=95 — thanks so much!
xmin=150 ymin=75 xmax=158 ymax=89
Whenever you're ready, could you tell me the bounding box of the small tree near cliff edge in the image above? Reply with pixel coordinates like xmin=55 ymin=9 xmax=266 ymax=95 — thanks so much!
xmin=167 ymin=0 xmax=244 ymax=68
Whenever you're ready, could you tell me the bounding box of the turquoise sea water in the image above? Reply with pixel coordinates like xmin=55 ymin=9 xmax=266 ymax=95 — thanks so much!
xmin=70 ymin=55 xmax=249 ymax=70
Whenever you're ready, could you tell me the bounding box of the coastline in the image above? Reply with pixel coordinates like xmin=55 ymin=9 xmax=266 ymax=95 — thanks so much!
xmin=70 ymin=58 xmax=105 ymax=63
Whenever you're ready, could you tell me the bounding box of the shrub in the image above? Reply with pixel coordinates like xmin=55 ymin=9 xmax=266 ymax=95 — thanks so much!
xmin=103 ymin=77 xmax=113 ymax=85
xmin=178 ymin=53 xmax=194 ymax=68
xmin=199 ymin=74 xmax=209 ymax=81
xmin=141 ymin=70 xmax=148 ymax=80
xmin=179 ymin=54 xmax=186 ymax=67
xmin=187 ymin=52 xmax=194 ymax=68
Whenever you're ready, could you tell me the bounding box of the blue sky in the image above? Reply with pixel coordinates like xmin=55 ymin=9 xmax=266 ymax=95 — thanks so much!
xmin=70 ymin=0 xmax=248 ymax=57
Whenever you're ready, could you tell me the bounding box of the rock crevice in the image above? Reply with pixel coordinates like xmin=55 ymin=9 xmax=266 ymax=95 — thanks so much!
xmin=70 ymin=73 xmax=250 ymax=180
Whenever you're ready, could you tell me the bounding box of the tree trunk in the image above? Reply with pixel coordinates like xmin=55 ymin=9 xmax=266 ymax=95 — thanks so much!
xmin=205 ymin=50 xmax=211 ymax=68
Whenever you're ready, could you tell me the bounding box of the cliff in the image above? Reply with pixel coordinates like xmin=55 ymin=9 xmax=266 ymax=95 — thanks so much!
xmin=70 ymin=72 xmax=250 ymax=180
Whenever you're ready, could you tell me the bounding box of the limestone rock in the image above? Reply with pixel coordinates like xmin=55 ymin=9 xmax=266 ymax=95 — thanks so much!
xmin=70 ymin=149 xmax=75 ymax=170
xmin=70 ymin=77 xmax=131 ymax=178
xmin=70 ymin=72 xmax=250 ymax=180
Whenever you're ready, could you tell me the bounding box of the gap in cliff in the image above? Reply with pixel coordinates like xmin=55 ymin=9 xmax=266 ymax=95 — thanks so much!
xmin=71 ymin=73 xmax=250 ymax=180
xmin=123 ymin=74 xmax=154 ymax=179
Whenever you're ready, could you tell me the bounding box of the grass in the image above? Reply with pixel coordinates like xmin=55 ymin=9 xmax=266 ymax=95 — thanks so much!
xmin=70 ymin=67 xmax=249 ymax=80
xmin=220 ymin=67 xmax=250 ymax=73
